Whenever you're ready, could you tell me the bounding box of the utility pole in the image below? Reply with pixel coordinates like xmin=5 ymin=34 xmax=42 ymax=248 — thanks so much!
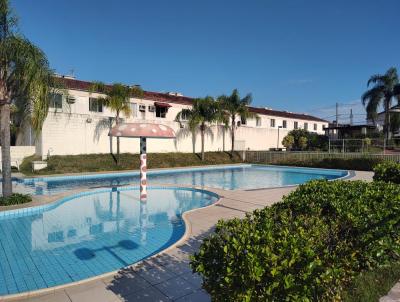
xmin=350 ymin=109 xmax=353 ymax=125
xmin=336 ymin=102 xmax=339 ymax=126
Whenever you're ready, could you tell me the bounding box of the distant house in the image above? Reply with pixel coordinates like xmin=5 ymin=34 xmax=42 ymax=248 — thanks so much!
xmin=324 ymin=123 xmax=377 ymax=139
xmin=16 ymin=76 xmax=329 ymax=159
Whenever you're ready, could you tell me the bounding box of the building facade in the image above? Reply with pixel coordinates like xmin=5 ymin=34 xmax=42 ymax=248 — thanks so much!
xmin=17 ymin=76 xmax=329 ymax=159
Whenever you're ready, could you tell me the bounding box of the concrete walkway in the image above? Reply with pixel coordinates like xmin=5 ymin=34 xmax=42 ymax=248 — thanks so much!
xmin=2 ymin=171 xmax=375 ymax=302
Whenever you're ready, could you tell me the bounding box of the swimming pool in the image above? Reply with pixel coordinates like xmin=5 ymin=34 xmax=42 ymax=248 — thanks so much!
xmin=14 ymin=164 xmax=348 ymax=195
xmin=0 ymin=187 xmax=218 ymax=295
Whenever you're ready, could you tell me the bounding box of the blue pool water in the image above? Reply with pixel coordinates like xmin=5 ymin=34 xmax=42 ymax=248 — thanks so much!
xmin=0 ymin=187 xmax=218 ymax=295
xmin=14 ymin=164 xmax=348 ymax=195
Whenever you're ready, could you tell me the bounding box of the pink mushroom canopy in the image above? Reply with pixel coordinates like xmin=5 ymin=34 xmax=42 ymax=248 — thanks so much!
xmin=109 ymin=123 xmax=176 ymax=139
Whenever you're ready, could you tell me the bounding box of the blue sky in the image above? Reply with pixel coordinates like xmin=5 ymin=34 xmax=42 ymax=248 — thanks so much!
xmin=12 ymin=0 xmax=400 ymax=122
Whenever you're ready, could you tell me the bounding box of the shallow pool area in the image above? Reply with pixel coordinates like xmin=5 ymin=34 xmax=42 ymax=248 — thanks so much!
xmin=14 ymin=164 xmax=348 ymax=195
xmin=0 ymin=187 xmax=218 ymax=295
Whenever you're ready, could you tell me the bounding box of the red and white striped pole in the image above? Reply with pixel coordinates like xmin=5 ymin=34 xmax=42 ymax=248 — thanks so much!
xmin=140 ymin=137 xmax=147 ymax=201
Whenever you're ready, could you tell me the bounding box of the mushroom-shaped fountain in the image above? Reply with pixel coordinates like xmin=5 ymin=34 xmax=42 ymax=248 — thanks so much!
xmin=109 ymin=123 xmax=176 ymax=201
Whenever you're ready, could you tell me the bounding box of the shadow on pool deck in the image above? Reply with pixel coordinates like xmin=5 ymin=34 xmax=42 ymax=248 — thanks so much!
xmin=105 ymin=227 xmax=215 ymax=301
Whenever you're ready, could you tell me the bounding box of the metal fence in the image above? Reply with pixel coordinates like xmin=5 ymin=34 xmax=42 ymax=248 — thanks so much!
xmin=245 ymin=151 xmax=400 ymax=164
xmin=327 ymin=138 xmax=400 ymax=154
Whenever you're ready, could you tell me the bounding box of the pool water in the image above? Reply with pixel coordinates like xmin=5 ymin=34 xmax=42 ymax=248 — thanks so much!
xmin=15 ymin=165 xmax=348 ymax=195
xmin=0 ymin=187 xmax=218 ymax=295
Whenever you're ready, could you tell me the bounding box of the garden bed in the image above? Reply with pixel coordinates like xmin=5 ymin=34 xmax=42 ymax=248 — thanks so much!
xmin=20 ymin=152 xmax=243 ymax=176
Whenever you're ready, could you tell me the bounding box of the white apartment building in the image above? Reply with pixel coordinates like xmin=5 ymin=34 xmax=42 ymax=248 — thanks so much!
xmin=16 ymin=76 xmax=328 ymax=159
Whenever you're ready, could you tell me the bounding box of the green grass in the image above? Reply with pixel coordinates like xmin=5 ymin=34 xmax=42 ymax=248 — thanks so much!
xmin=20 ymin=152 xmax=243 ymax=176
xmin=342 ymin=263 xmax=400 ymax=302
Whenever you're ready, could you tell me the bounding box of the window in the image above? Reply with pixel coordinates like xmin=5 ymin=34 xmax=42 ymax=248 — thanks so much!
xmin=304 ymin=122 xmax=308 ymax=130
xmin=294 ymin=121 xmax=298 ymax=129
xmin=282 ymin=120 xmax=287 ymax=128
xmin=270 ymin=119 xmax=275 ymax=127
xmin=241 ymin=117 xmax=247 ymax=125
xmin=156 ymin=106 xmax=167 ymax=118
xmin=89 ymin=98 xmax=103 ymax=113
xmin=256 ymin=117 xmax=261 ymax=127
xmin=130 ymin=103 xmax=138 ymax=117
xmin=49 ymin=93 xmax=63 ymax=109
xmin=314 ymin=123 xmax=317 ymax=131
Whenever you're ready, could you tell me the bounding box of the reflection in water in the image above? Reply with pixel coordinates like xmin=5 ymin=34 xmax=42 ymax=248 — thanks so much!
xmin=0 ymin=188 xmax=217 ymax=295
xmin=140 ymin=200 xmax=148 ymax=244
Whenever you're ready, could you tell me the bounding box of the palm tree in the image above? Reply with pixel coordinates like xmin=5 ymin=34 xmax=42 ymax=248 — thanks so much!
xmin=175 ymin=97 xmax=221 ymax=161
xmin=217 ymin=89 xmax=257 ymax=157
xmin=91 ymin=82 xmax=143 ymax=164
xmin=362 ymin=67 xmax=400 ymax=140
xmin=0 ymin=0 xmax=56 ymax=197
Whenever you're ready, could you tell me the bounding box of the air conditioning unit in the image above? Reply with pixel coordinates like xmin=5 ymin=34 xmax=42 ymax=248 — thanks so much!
xmin=148 ymin=106 xmax=155 ymax=112
xmin=67 ymin=96 xmax=76 ymax=104
xmin=139 ymin=105 xmax=146 ymax=112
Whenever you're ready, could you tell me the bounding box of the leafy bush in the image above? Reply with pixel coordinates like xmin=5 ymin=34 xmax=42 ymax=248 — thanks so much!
xmin=282 ymin=135 xmax=294 ymax=149
xmin=282 ymin=129 xmax=328 ymax=151
xmin=0 ymin=193 xmax=32 ymax=206
xmin=273 ymin=157 xmax=382 ymax=171
xmin=373 ymin=161 xmax=400 ymax=184
xmin=191 ymin=180 xmax=400 ymax=301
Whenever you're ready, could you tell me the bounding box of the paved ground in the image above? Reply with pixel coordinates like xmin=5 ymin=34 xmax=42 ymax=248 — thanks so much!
xmin=1 ymin=170 xmax=377 ymax=302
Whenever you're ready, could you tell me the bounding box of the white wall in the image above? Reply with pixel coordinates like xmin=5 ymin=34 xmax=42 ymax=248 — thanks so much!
xmin=29 ymin=89 xmax=328 ymax=158
xmin=7 ymin=146 xmax=35 ymax=164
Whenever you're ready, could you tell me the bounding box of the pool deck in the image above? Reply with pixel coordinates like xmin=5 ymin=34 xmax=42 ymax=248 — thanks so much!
xmin=1 ymin=170 xmax=374 ymax=302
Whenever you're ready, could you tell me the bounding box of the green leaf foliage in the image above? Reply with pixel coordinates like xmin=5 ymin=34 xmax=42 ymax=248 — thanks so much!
xmin=191 ymin=180 xmax=400 ymax=301
xmin=0 ymin=193 xmax=31 ymax=206
xmin=373 ymin=161 xmax=400 ymax=184
xmin=283 ymin=129 xmax=328 ymax=151
xmin=272 ymin=157 xmax=382 ymax=171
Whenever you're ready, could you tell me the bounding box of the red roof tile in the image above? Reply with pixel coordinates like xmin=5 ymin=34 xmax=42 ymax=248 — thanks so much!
xmin=56 ymin=77 xmax=328 ymax=123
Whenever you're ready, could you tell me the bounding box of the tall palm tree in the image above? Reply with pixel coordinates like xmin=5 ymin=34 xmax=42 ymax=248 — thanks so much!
xmin=91 ymin=82 xmax=143 ymax=164
xmin=362 ymin=67 xmax=400 ymax=140
xmin=175 ymin=97 xmax=221 ymax=161
xmin=217 ymin=89 xmax=257 ymax=157
xmin=0 ymin=0 xmax=56 ymax=197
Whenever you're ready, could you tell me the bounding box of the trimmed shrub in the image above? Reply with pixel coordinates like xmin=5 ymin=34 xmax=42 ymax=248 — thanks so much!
xmin=373 ymin=161 xmax=400 ymax=184
xmin=273 ymin=157 xmax=382 ymax=171
xmin=191 ymin=180 xmax=400 ymax=301
xmin=0 ymin=193 xmax=32 ymax=206
xmin=282 ymin=129 xmax=328 ymax=151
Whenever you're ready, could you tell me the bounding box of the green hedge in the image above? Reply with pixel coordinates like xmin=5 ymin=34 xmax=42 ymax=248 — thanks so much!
xmin=272 ymin=157 xmax=382 ymax=171
xmin=20 ymin=152 xmax=243 ymax=176
xmin=191 ymin=180 xmax=400 ymax=301
xmin=0 ymin=193 xmax=32 ymax=206
xmin=373 ymin=161 xmax=400 ymax=183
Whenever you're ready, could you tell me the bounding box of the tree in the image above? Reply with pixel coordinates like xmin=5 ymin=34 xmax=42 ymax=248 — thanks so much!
xmin=0 ymin=0 xmax=56 ymax=197
xmin=298 ymin=136 xmax=308 ymax=150
xmin=91 ymin=82 xmax=143 ymax=164
xmin=362 ymin=67 xmax=400 ymax=140
xmin=282 ymin=135 xmax=294 ymax=150
xmin=217 ymin=89 xmax=257 ymax=157
xmin=283 ymin=129 xmax=327 ymax=151
xmin=175 ymin=97 xmax=221 ymax=161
